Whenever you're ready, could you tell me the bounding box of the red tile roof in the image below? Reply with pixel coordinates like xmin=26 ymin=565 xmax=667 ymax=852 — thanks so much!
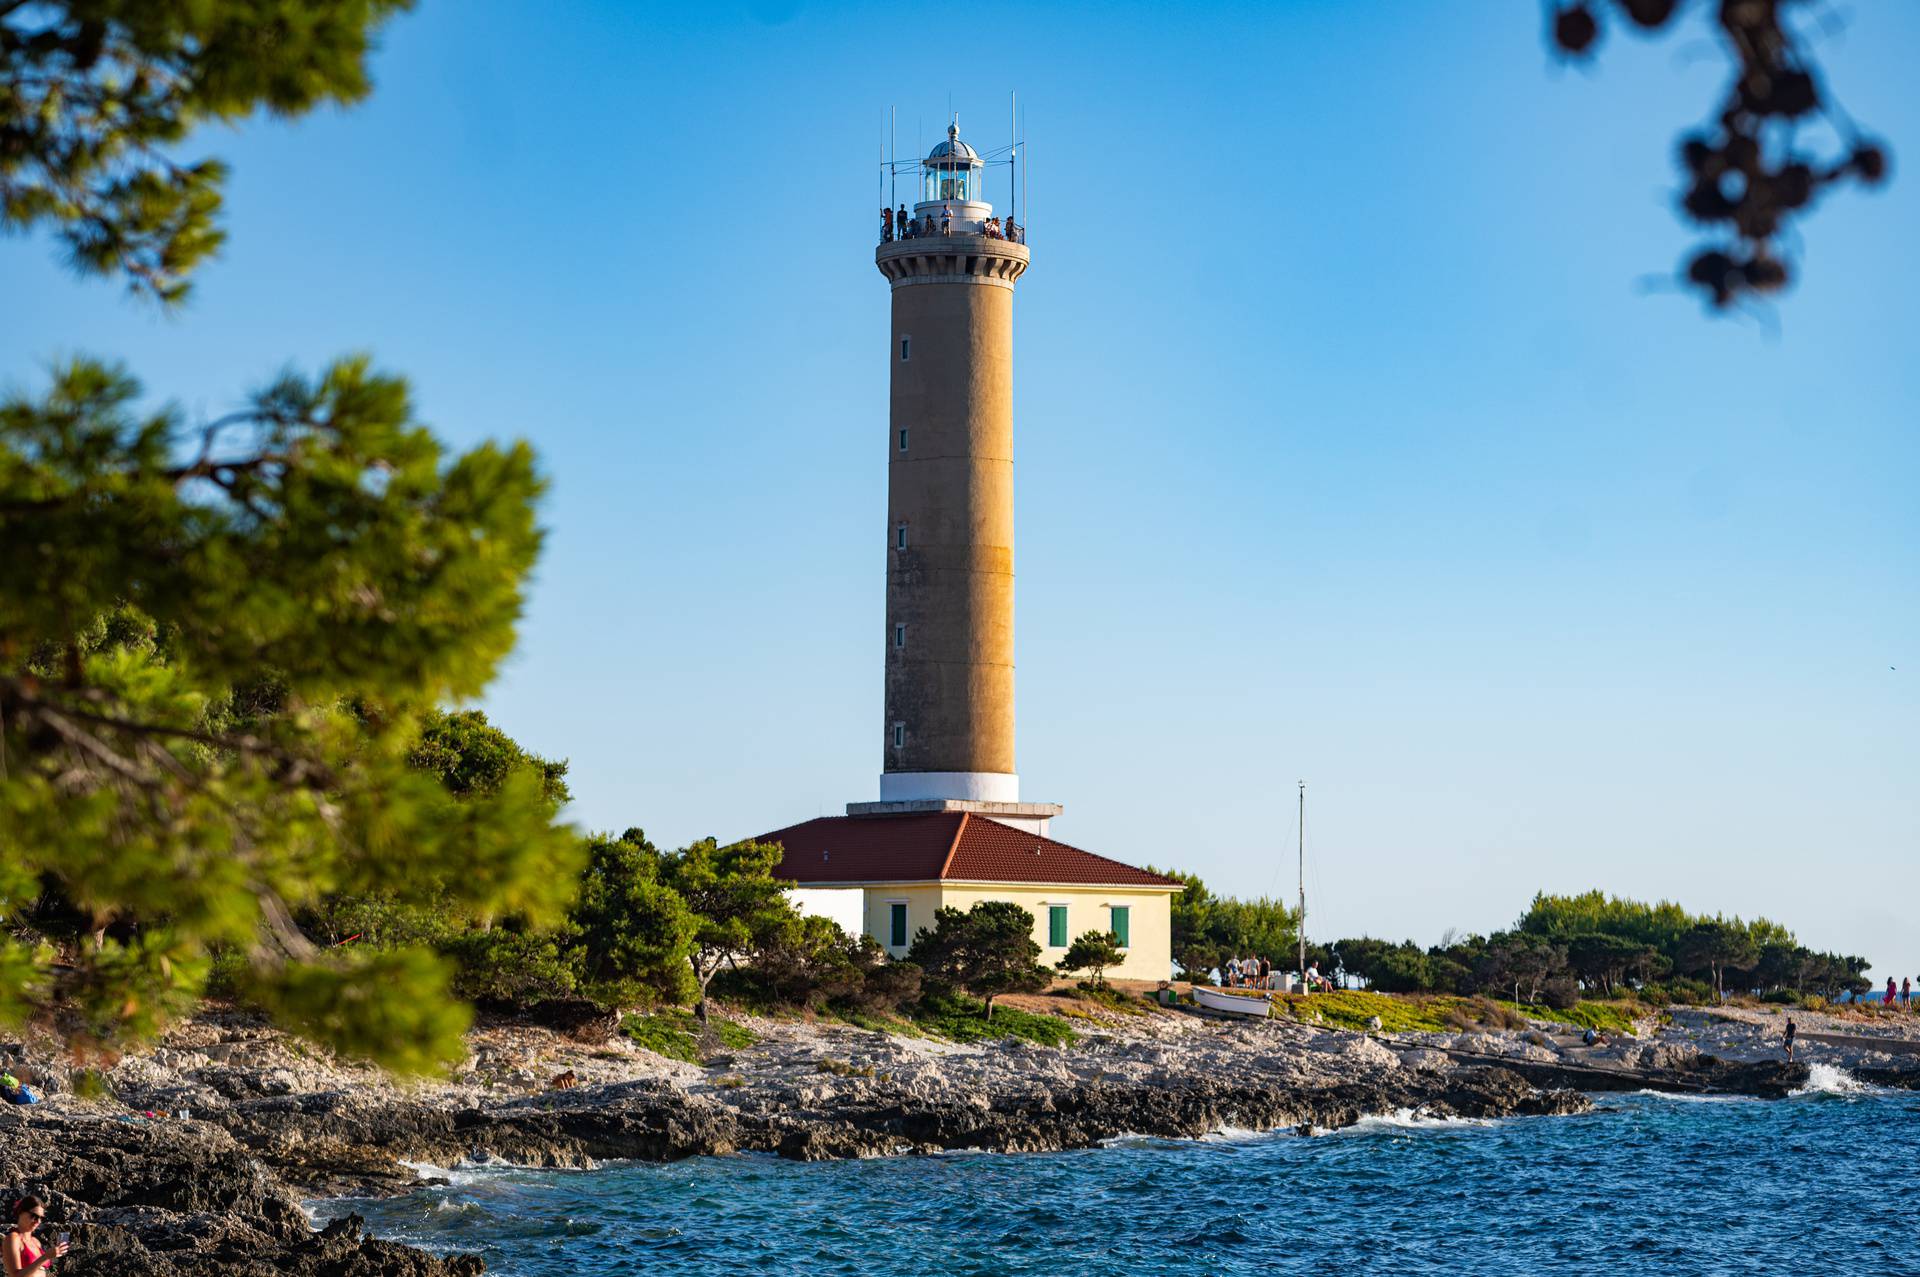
xmin=750 ymin=812 xmax=1180 ymax=888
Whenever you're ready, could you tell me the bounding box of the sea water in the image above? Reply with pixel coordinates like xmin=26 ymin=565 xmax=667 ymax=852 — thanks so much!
xmin=316 ymin=1076 xmax=1920 ymax=1275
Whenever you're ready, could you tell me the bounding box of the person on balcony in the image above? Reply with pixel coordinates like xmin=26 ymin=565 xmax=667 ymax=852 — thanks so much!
xmin=881 ymin=207 xmax=893 ymax=242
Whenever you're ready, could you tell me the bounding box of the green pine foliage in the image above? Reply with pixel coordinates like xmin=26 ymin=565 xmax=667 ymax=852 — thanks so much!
xmin=571 ymin=829 xmax=698 ymax=1009
xmin=1149 ymin=867 xmax=1298 ymax=979
xmin=1319 ymin=889 xmax=1871 ymax=1005
xmin=1 ymin=1 xmax=414 ymax=303
xmin=908 ymin=901 xmax=1052 ymax=1020
xmin=0 ymin=358 xmax=577 ymax=1070
xmin=1057 ymin=929 xmax=1124 ymax=988
xmin=0 ymin=0 xmax=574 ymax=1073
xmin=657 ymin=837 xmax=795 ymax=1022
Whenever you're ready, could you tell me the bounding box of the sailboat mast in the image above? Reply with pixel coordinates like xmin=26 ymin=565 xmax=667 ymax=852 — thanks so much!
xmin=1297 ymin=780 xmax=1306 ymax=977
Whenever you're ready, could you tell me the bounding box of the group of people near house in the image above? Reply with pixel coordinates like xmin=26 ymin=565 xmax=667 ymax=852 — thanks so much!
xmin=1206 ymin=955 xmax=1335 ymax=993
xmin=880 ymin=205 xmax=1024 ymax=244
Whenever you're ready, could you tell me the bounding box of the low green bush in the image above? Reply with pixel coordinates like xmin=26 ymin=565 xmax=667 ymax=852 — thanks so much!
xmin=1060 ymin=983 xmax=1149 ymax=1016
xmin=909 ymin=993 xmax=1077 ymax=1047
xmin=1506 ymin=999 xmax=1641 ymax=1035
xmin=619 ymin=1008 xmax=757 ymax=1062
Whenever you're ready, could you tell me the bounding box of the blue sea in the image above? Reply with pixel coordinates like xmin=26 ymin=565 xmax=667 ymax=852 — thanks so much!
xmin=319 ymin=1067 xmax=1920 ymax=1276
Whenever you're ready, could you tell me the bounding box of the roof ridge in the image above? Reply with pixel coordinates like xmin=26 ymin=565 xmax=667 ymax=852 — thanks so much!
xmin=965 ymin=819 xmax=1182 ymax=886
xmin=936 ymin=811 xmax=968 ymax=879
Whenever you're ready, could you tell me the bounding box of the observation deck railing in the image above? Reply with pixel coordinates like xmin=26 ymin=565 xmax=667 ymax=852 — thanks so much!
xmin=878 ymin=207 xmax=1025 ymax=247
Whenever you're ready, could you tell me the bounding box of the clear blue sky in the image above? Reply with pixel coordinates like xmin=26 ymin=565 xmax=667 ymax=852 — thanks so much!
xmin=7 ymin=2 xmax=1916 ymax=977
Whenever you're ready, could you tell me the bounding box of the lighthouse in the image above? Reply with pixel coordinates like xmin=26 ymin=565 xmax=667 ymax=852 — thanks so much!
xmin=745 ymin=113 xmax=1182 ymax=976
xmin=854 ymin=121 xmax=1059 ymax=835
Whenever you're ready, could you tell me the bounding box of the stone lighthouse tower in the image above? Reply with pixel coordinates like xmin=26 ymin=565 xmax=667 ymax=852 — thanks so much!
xmin=854 ymin=121 xmax=1058 ymax=835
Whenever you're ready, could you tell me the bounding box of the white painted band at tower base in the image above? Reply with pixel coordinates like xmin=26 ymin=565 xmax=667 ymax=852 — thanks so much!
xmin=878 ymin=771 xmax=1021 ymax=804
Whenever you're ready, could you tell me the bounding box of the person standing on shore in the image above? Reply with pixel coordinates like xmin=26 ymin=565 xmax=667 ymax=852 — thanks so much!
xmin=5 ymin=1196 xmax=67 ymax=1276
xmin=1783 ymin=1017 xmax=1797 ymax=1063
xmin=1885 ymin=977 xmax=1898 ymax=1007
xmin=1903 ymin=977 xmax=1911 ymax=1008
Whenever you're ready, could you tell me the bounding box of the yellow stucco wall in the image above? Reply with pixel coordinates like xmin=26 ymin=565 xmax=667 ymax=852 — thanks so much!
xmin=863 ymin=882 xmax=1176 ymax=983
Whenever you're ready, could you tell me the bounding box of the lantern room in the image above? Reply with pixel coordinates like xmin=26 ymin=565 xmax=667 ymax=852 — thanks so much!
xmin=923 ymin=124 xmax=981 ymax=203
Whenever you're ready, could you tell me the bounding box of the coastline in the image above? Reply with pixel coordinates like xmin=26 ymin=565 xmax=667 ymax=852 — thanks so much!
xmin=8 ymin=997 xmax=1917 ymax=1275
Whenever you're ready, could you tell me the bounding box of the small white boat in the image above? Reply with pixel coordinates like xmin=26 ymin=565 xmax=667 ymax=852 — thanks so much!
xmin=1190 ymin=985 xmax=1271 ymax=1018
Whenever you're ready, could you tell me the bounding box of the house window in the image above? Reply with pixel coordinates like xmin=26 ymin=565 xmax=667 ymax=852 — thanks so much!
xmin=1108 ymin=905 xmax=1131 ymax=949
xmin=900 ymin=335 xmax=911 ymax=362
xmin=888 ymin=901 xmax=909 ymax=948
xmin=891 ymin=722 xmax=905 ymax=749
xmin=895 ymin=524 xmax=908 ymax=550
xmin=1048 ymin=905 xmax=1068 ymax=949
xmin=898 ymin=428 xmax=909 ymax=452
xmin=893 ymin=623 xmax=906 ymax=649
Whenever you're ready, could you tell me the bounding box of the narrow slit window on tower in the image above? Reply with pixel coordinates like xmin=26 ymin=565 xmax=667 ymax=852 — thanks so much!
xmin=900 ymin=335 xmax=910 ymax=362
xmin=895 ymin=524 xmax=908 ymax=550
xmin=898 ymin=428 xmax=909 ymax=452
xmin=891 ymin=722 xmax=905 ymax=749
xmin=893 ymin=623 xmax=906 ymax=649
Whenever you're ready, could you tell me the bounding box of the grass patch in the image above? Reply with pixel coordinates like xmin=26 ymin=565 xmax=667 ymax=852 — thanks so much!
xmin=823 ymin=1007 xmax=926 ymax=1037
xmin=1273 ymin=989 xmax=1465 ymax=1033
xmin=1055 ymin=984 xmax=1150 ymax=1017
xmin=619 ymin=1008 xmax=759 ymax=1063
xmin=1268 ymin=990 xmax=1640 ymax=1036
xmin=909 ymin=994 xmax=1078 ymax=1047
xmin=1506 ymin=999 xmax=1642 ymax=1035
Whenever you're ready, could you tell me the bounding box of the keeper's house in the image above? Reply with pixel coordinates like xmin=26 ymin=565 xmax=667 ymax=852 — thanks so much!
xmin=753 ymin=810 xmax=1181 ymax=983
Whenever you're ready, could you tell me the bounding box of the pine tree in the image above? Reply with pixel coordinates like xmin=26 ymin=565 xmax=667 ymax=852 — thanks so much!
xmin=0 ymin=2 xmax=574 ymax=1073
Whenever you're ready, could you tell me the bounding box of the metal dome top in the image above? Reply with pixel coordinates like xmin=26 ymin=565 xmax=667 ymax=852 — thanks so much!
xmin=925 ymin=122 xmax=981 ymax=168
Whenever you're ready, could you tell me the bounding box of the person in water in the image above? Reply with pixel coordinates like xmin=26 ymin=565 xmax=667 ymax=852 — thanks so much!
xmin=4 ymin=1196 xmax=66 ymax=1276
xmin=1783 ymin=1016 xmax=1797 ymax=1063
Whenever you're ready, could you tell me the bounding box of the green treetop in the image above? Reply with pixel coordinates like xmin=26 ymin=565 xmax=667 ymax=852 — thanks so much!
xmin=657 ymin=837 xmax=795 ymax=1023
xmin=910 ymin=900 xmax=1051 ymax=1020
xmin=2 ymin=0 xmax=413 ymax=302
xmin=1057 ymin=929 xmax=1124 ymax=989
xmin=0 ymin=0 xmax=572 ymax=1074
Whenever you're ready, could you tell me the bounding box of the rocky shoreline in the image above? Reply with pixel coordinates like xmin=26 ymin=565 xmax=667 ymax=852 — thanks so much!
xmin=6 ymin=998 xmax=1914 ymax=1275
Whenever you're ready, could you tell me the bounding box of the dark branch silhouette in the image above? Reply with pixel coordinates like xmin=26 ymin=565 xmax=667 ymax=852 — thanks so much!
xmin=1547 ymin=0 xmax=1891 ymax=307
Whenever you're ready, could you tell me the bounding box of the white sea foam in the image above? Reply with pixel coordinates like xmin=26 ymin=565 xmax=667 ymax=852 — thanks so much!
xmin=1790 ymin=1063 xmax=1875 ymax=1098
xmin=1338 ymin=1108 xmax=1495 ymax=1134
xmin=398 ymin=1159 xmax=454 ymax=1180
xmin=1630 ymin=1090 xmax=1755 ymax=1104
xmin=1096 ymin=1131 xmax=1155 ymax=1147
xmin=1098 ymin=1125 xmax=1287 ymax=1148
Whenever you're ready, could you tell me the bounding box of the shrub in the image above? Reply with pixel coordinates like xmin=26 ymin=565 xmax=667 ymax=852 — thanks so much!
xmin=619 ymin=1008 xmax=756 ymax=1062
xmin=441 ymin=927 xmax=582 ymax=1006
xmin=909 ymin=902 xmax=1051 ymax=1020
xmin=1063 ymin=982 xmax=1149 ymax=1016
xmin=724 ymin=919 xmax=923 ymax=1018
xmin=1540 ymin=976 xmax=1580 ymax=1011
xmin=1057 ymin=930 xmax=1125 ymax=988
xmin=909 ymin=992 xmax=1077 ymax=1047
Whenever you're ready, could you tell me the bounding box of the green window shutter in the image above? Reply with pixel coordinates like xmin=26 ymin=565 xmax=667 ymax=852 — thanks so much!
xmin=889 ymin=902 xmax=908 ymax=948
xmin=1048 ymin=905 xmax=1068 ymax=948
xmin=1110 ymin=905 xmax=1130 ymax=948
